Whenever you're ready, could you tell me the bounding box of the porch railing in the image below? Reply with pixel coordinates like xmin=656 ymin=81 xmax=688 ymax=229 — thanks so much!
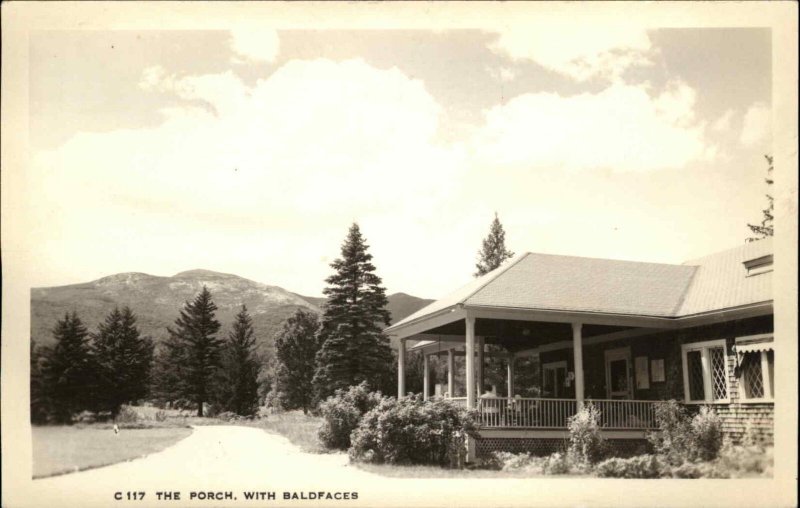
xmin=439 ymin=396 xmax=659 ymax=430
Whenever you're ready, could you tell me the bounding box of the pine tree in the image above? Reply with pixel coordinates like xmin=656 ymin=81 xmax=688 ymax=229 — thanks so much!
xmin=91 ymin=307 xmax=154 ymax=416
xmin=747 ymin=154 xmax=775 ymax=242
xmin=475 ymin=212 xmax=515 ymax=276
xmin=312 ymin=223 xmax=394 ymax=402
xmin=165 ymin=286 xmax=223 ymax=416
xmin=215 ymin=305 xmax=261 ymax=416
xmin=40 ymin=312 xmax=97 ymax=423
xmin=30 ymin=340 xmax=50 ymax=423
xmin=274 ymin=309 xmax=322 ymax=413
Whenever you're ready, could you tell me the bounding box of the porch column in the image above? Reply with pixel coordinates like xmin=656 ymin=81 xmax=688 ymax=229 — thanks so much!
xmin=477 ymin=336 xmax=485 ymax=395
xmin=447 ymin=349 xmax=455 ymax=398
xmin=572 ymin=322 xmax=585 ymax=409
xmin=422 ymin=353 xmax=430 ymax=401
xmin=507 ymin=354 xmax=515 ymax=397
xmin=398 ymin=338 xmax=406 ymax=398
xmin=465 ymin=315 xmax=476 ymax=409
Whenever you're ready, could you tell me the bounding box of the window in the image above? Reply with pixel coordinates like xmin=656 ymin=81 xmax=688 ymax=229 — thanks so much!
xmin=739 ymin=350 xmax=774 ymax=402
xmin=681 ymin=339 xmax=730 ymax=403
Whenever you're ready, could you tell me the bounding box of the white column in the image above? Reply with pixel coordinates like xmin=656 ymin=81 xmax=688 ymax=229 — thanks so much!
xmin=572 ymin=322 xmax=585 ymax=409
xmin=447 ymin=349 xmax=455 ymax=398
xmin=477 ymin=336 xmax=485 ymax=396
xmin=465 ymin=315 xmax=476 ymax=409
xmin=507 ymin=354 xmax=515 ymax=397
xmin=398 ymin=339 xmax=406 ymax=398
xmin=423 ymin=353 xmax=430 ymax=401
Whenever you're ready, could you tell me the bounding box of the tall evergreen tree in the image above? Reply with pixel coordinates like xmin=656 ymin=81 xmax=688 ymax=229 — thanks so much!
xmin=215 ymin=305 xmax=261 ymax=416
xmin=40 ymin=312 xmax=96 ymax=423
xmin=274 ymin=309 xmax=322 ymax=413
xmin=30 ymin=340 xmax=49 ymax=423
xmin=475 ymin=212 xmax=515 ymax=276
xmin=312 ymin=223 xmax=394 ymax=402
xmin=91 ymin=307 xmax=154 ymax=416
xmin=165 ymin=286 xmax=223 ymax=416
xmin=747 ymin=154 xmax=775 ymax=241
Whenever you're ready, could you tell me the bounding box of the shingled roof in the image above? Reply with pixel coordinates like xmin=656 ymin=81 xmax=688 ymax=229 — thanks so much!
xmin=387 ymin=239 xmax=773 ymax=333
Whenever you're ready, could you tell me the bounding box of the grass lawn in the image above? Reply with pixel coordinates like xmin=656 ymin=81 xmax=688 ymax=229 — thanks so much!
xmin=242 ymin=410 xmax=326 ymax=453
xmin=32 ymin=425 xmax=193 ymax=479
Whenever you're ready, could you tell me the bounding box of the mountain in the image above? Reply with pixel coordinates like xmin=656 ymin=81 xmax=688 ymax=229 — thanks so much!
xmin=30 ymin=270 xmax=319 ymax=359
xmin=31 ymin=270 xmax=434 ymax=359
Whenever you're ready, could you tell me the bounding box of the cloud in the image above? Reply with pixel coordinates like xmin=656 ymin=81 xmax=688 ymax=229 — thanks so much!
xmin=739 ymin=103 xmax=771 ymax=147
xmin=711 ymin=109 xmax=735 ymax=132
xmin=230 ymin=29 xmax=280 ymax=63
xmin=489 ymin=26 xmax=653 ymax=82
xmin=470 ymin=80 xmax=712 ymax=172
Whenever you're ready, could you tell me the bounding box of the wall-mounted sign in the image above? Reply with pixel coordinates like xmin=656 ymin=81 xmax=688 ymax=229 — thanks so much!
xmin=635 ymin=356 xmax=650 ymax=389
xmin=651 ymin=359 xmax=665 ymax=383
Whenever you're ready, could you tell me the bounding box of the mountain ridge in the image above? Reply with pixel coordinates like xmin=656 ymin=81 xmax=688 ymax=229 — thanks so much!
xmin=31 ymin=269 xmax=433 ymax=358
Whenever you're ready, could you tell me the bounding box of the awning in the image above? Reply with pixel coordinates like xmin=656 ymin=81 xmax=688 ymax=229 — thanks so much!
xmin=733 ymin=335 xmax=774 ymax=367
xmin=735 ymin=342 xmax=775 ymax=355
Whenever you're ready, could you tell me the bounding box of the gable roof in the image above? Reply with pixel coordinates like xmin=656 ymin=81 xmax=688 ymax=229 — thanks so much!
xmin=387 ymin=239 xmax=773 ymax=333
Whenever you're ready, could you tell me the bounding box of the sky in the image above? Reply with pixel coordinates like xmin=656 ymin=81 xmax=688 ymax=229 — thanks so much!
xmin=25 ymin=27 xmax=772 ymax=298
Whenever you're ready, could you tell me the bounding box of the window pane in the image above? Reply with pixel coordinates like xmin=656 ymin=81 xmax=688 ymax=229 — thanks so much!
xmin=710 ymin=347 xmax=728 ymax=400
xmin=687 ymin=350 xmax=705 ymax=400
xmin=741 ymin=352 xmax=764 ymax=398
xmin=768 ymin=351 xmax=774 ymax=397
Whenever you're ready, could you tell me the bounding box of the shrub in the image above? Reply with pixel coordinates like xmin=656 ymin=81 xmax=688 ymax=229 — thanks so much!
xmin=647 ymin=400 xmax=694 ymax=464
xmin=154 ymin=410 xmax=168 ymax=422
xmin=690 ymin=406 xmax=723 ymax=461
xmin=487 ymin=451 xmax=537 ymax=472
xmin=595 ymin=455 xmax=662 ymax=478
xmin=318 ymin=382 xmax=383 ymax=450
xmin=567 ymin=403 xmax=607 ymax=466
xmin=542 ymin=452 xmax=572 ymax=475
xmin=709 ymin=441 xmax=773 ymax=478
xmin=114 ymin=406 xmax=140 ymax=424
xmin=348 ymin=395 xmax=478 ymax=467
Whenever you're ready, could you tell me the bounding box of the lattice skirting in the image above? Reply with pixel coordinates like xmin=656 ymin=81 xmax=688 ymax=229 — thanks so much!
xmin=474 ymin=437 xmax=651 ymax=459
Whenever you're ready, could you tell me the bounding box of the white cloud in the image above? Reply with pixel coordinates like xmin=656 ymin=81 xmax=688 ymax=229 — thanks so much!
xmin=230 ymin=29 xmax=280 ymax=63
xmin=490 ymin=26 xmax=652 ymax=82
xmin=740 ymin=103 xmax=771 ymax=147
xmin=470 ymin=80 xmax=711 ymax=172
xmin=711 ymin=109 xmax=735 ymax=132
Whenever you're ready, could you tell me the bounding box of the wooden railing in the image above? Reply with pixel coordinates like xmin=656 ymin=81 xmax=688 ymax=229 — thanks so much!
xmin=439 ymin=397 xmax=659 ymax=430
xmin=586 ymin=399 xmax=656 ymax=430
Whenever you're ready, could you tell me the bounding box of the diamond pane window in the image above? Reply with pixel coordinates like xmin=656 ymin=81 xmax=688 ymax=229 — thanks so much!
xmin=710 ymin=347 xmax=728 ymax=400
xmin=767 ymin=351 xmax=774 ymax=396
xmin=687 ymin=350 xmax=705 ymax=401
xmin=741 ymin=353 xmax=764 ymax=399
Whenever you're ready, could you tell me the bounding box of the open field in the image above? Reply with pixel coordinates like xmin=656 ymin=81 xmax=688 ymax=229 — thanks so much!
xmin=32 ymin=425 xmax=193 ymax=478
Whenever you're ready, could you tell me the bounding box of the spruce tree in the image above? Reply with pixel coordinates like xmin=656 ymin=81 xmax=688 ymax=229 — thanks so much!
xmin=312 ymin=223 xmax=394 ymax=402
xmin=215 ymin=305 xmax=261 ymax=416
xmin=747 ymin=154 xmax=775 ymax=241
xmin=30 ymin=340 xmax=49 ymax=423
xmin=40 ymin=312 xmax=96 ymax=423
xmin=166 ymin=286 xmax=223 ymax=416
xmin=274 ymin=309 xmax=322 ymax=413
xmin=475 ymin=212 xmax=515 ymax=276
xmin=91 ymin=307 xmax=154 ymax=416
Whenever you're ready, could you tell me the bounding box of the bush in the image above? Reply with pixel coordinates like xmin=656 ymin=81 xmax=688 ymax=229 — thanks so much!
xmin=690 ymin=406 xmax=723 ymax=461
xmin=318 ymin=382 xmax=383 ymax=450
xmin=595 ymin=455 xmax=662 ymax=478
xmin=647 ymin=400 xmax=693 ymax=464
xmin=487 ymin=451 xmax=537 ymax=472
xmin=348 ymin=395 xmax=478 ymax=467
xmin=114 ymin=406 xmax=140 ymax=424
xmin=567 ymin=403 xmax=607 ymax=466
xmin=708 ymin=441 xmax=773 ymax=478
xmin=542 ymin=452 xmax=572 ymax=475
xmin=154 ymin=410 xmax=167 ymax=422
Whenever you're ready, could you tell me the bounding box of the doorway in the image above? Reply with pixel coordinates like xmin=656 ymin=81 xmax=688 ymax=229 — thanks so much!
xmin=542 ymin=361 xmax=568 ymax=398
xmin=604 ymin=347 xmax=632 ymax=399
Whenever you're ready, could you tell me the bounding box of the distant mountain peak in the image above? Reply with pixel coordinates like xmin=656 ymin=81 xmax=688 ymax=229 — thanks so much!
xmin=172 ymin=269 xmax=237 ymax=278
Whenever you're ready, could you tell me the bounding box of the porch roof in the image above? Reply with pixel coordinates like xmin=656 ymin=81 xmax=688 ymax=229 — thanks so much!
xmin=386 ymin=240 xmax=773 ymax=336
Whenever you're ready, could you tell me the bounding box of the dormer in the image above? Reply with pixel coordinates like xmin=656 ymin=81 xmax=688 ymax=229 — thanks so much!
xmin=743 ymin=254 xmax=773 ymax=277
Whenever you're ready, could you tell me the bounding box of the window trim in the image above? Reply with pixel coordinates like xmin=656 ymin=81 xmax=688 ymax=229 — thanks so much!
xmin=739 ymin=350 xmax=774 ymax=404
xmin=681 ymin=339 xmax=731 ymax=404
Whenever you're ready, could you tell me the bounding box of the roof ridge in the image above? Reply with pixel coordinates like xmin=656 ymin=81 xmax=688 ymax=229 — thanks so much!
xmin=460 ymin=252 xmax=531 ymax=305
